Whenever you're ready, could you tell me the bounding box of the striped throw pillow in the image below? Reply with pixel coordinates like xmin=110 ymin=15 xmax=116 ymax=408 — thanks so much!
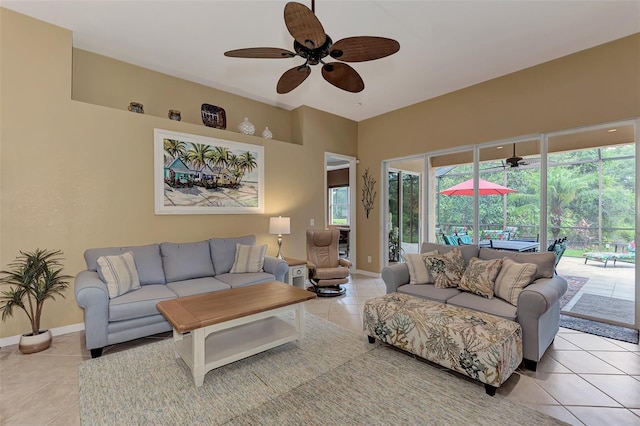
xmin=96 ymin=251 xmax=141 ymax=298
xmin=230 ymin=244 xmax=267 ymax=273
xmin=403 ymin=250 xmax=438 ymax=284
xmin=494 ymin=257 xmax=537 ymax=305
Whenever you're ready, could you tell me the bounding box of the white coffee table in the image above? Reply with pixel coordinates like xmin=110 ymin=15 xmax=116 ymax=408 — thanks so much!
xmin=157 ymin=281 xmax=316 ymax=386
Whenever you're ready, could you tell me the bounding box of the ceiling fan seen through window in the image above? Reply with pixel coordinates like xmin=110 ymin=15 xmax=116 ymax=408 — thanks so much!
xmin=224 ymin=1 xmax=400 ymax=94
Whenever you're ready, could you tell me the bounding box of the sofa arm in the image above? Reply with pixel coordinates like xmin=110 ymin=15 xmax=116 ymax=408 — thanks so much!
xmin=263 ymin=256 xmax=288 ymax=283
xmin=517 ymin=276 xmax=568 ymax=363
xmin=74 ymin=270 xmax=110 ymax=350
xmin=381 ymin=263 xmax=410 ymax=294
xmin=518 ymin=276 xmax=568 ymax=317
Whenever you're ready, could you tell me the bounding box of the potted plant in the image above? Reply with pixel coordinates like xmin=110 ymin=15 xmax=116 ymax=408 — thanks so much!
xmin=388 ymin=226 xmax=403 ymax=263
xmin=0 ymin=249 xmax=72 ymax=354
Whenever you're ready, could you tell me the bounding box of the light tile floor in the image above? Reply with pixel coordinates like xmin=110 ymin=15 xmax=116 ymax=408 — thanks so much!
xmin=1 ymin=274 xmax=639 ymax=425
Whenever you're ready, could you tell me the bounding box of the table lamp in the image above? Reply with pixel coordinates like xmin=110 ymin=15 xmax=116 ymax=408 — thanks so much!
xmin=269 ymin=216 xmax=290 ymax=259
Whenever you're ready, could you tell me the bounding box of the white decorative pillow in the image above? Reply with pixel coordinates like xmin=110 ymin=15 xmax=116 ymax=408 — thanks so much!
xmin=96 ymin=251 xmax=141 ymax=299
xmin=459 ymin=257 xmax=503 ymax=298
xmin=403 ymin=250 xmax=438 ymax=284
xmin=494 ymin=257 xmax=537 ymax=305
xmin=230 ymin=243 xmax=267 ymax=273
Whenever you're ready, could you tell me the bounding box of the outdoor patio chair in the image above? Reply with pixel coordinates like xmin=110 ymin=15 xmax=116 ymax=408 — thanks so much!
xmin=549 ymin=237 xmax=567 ymax=274
xmin=450 ymin=228 xmax=473 ymax=245
xmin=443 ymin=235 xmax=459 ymax=245
xmin=504 ymin=226 xmax=518 ymax=240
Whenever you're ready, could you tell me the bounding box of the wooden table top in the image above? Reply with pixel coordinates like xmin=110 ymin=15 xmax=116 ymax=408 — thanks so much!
xmin=156 ymin=281 xmax=316 ymax=333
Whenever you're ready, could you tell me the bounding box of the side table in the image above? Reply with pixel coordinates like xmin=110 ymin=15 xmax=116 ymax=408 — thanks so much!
xmin=284 ymin=257 xmax=307 ymax=289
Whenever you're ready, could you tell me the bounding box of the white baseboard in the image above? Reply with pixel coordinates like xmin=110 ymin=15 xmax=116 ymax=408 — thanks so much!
xmin=0 ymin=322 xmax=84 ymax=348
xmin=353 ymin=269 xmax=381 ymax=278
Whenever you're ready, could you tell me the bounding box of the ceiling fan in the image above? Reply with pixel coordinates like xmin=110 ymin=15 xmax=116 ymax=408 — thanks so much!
xmin=224 ymin=1 xmax=400 ymax=94
xmin=505 ymin=144 xmax=526 ymax=168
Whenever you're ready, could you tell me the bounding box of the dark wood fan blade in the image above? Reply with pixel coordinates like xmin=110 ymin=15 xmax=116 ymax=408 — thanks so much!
xmin=284 ymin=2 xmax=326 ymax=49
xmin=224 ymin=47 xmax=296 ymax=59
xmin=329 ymin=37 xmax=400 ymax=62
xmin=277 ymin=65 xmax=311 ymax=93
xmin=321 ymin=62 xmax=364 ymax=93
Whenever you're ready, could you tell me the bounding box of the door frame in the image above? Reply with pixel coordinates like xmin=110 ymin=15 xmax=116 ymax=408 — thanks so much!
xmin=324 ymin=152 xmax=357 ymax=270
xmin=381 ymin=155 xmax=426 ymax=268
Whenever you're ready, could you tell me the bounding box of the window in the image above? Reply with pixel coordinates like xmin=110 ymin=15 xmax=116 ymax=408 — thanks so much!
xmin=329 ymin=187 xmax=349 ymax=225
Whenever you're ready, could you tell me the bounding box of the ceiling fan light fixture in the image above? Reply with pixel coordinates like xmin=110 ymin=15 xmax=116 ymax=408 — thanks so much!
xmin=505 ymin=143 xmax=523 ymax=167
xmin=224 ymin=1 xmax=400 ymax=94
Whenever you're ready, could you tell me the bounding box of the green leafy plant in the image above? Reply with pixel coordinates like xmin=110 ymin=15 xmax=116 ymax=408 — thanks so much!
xmin=388 ymin=226 xmax=403 ymax=262
xmin=0 ymin=249 xmax=72 ymax=336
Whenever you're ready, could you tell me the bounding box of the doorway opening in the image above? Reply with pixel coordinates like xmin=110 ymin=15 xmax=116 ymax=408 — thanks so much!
xmin=325 ymin=152 xmax=357 ymax=268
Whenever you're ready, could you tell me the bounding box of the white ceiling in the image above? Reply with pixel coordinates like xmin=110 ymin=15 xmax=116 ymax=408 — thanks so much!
xmin=3 ymin=1 xmax=639 ymax=122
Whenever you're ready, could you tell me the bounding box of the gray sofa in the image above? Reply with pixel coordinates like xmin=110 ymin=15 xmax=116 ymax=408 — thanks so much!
xmin=74 ymin=235 xmax=288 ymax=358
xmin=381 ymin=242 xmax=568 ymax=370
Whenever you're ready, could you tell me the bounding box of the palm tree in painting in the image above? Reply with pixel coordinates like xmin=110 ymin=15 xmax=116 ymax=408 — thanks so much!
xmin=235 ymin=151 xmax=258 ymax=186
xmin=227 ymin=153 xmax=240 ymax=186
xmin=186 ymin=143 xmax=214 ymax=183
xmin=163 ymin=139 xmax=188 ymax=162
xmin=210 ymin=146 xmax=231 ymax=186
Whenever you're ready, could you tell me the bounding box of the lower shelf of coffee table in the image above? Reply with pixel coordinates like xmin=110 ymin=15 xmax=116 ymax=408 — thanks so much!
xmin=174 ymin=315 xmax=299 ymax=376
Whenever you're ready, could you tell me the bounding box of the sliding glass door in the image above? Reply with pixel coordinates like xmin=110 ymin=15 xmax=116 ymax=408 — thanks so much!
xmin=548 ymin=124 xmax=636 ymax=328
xmin=386 ymin=159 xmax=423 ymax=264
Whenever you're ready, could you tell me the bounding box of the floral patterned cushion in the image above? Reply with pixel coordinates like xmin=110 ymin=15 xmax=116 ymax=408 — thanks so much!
xmin=423 ymin=248 xmax=465 ymax=289
xmin=494 ymin=258 xmax=537 ymax=305
xmin=363 ymin=293 xmax=523 ymax=387
xmin=459 ymin=257 xmax=503 ymax=298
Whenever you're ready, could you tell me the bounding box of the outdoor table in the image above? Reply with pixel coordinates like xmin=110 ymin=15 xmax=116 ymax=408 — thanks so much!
xmin=478 ymin=240 xmax=539 ymax=252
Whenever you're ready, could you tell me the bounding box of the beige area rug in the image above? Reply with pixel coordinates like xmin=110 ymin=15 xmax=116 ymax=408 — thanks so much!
xmin=79 ymin=314 xmax=567 ymax=425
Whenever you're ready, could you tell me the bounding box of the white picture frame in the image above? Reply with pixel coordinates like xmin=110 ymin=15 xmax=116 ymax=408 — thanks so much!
xmin=154 ymin=129 xmax=264 ymax=214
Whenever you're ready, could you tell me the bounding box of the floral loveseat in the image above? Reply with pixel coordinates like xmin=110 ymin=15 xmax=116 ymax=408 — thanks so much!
xmin=381 ymin=242 xmax=567 ymax=370
xmin=74 ymin=235 xmax=288 ymax=357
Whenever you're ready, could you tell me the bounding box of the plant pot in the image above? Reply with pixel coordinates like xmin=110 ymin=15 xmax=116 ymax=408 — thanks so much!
xmin=18 ymin=329 xmax=52 ymax=354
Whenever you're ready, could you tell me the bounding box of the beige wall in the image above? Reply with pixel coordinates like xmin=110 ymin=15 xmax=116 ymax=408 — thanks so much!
xmin=72 ymin=49 xmax=296 ymax=144
xmin=356 ymin=34 xmax=640 ymax=272
xmin=0 ymin=9 xmax=357 ymax=338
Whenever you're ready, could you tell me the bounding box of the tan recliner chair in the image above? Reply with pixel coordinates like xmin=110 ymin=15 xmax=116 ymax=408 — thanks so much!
xmin=306 ymin=229 xmax=352 ymax=297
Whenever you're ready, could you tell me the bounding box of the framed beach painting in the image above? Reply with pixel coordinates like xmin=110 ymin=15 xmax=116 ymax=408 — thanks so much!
xmin=154 ymin=129 xmax=264 ymax=214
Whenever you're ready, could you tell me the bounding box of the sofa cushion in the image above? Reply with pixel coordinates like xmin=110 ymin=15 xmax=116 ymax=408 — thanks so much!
xmin=216 ymin=272 xmax=276 ymax=288
xmin=209 ymin=235 xmax=256 ymax=274
xmin=108 ymin=284 xmax=177 ymax=322
xmin=459 ymin=257 xmax=503 ymax=298
xmin=478 ymin=248 xmax=555 ymax=279
xmin=96 ymin=252 xmax=141 ymax=298
xmin=446 ymin=292 xmax=518 ymax=321
xmin=403 ymin=250 xmax=438 ymax=284
xmin=161 ymin=240 xmax=215 ymax=283
xmin=230 ymin=243 xmax=267 ymax=273
xmin=397 ymin=283 xmax=461 ymax=303
xmin=423 ymin=248 xmax=465 ymax=289
xmin=84 ymin=244 xmax=165 ymax=285
xmin=494 ymin=258 xmax=537 ymax=306
xmin=420 ymin=242 xmax=479 ymax=266
xmin=166 ymin=277 xmax=230 ymax=298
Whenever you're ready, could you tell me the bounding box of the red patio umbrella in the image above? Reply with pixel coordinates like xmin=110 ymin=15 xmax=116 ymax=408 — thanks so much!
xmin=440 ymin=178 xmax=516 ymax=196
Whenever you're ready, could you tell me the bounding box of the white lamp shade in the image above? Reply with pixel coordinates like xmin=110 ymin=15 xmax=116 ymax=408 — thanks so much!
xmin=269 ymin=216 xmax=290 ymax=235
